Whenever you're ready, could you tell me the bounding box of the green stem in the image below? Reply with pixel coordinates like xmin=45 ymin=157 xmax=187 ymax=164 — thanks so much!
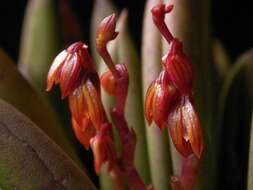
xmin=117 ymin=11 xmax=151 ymax=185
xmin=142 ymin=1 xmax=172 ymax=189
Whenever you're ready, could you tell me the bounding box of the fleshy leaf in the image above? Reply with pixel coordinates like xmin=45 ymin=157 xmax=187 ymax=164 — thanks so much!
xmin=18 ymin=0 xmax=60 ymax=97
xmin=117 ymin=10 xmax=151 ymax=184
xmin=248 ymin=113 xmax=253 ymax=190
xmin=141 ymin=0 xmax=172 ymax=189
xmin=0 ymin=99 xmax=96 ymax=190
xmin=218 ymin=49 xmax=253 ymax=189
xmin=0 ymin=50 xmax=83 ymax=167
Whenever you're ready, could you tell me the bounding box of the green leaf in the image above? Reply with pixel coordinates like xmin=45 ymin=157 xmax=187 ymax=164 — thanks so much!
xmin=117 ymin=10 xmax=151 ymax=185
xmin=213 ymin=39 xmax=231 ymax=79
xmin=217 ymin=50 xmax=253 ymax=189
xmin=141 ymin=0 xmax=172 ymax=189
xmin=0 ymin=49 xmax=83 ymax=167
xmin=0 ymin=99 xmax=96 ymax=190
xmin=248 ymin=112 xmax=253 ymax=190
xmin=18 ymin=0 xmax=60 ymax=98
xmin=18 ymin=0 xmax=80 ymax=164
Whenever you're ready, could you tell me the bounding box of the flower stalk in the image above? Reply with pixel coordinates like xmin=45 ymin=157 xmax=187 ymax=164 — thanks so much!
xmin=46 ymin=2 xmax=205 ymax=190
xmin=47 ymin=13 xmax=153 ymax=190
xmin=143 ymin=3 xmax=205 ymax=189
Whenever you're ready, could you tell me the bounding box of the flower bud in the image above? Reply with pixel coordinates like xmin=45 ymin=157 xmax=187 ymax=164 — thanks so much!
xmin=47 ymin=42 xmax=94 ymax=98
xmin=167 ymin=96 xmax=204 ymax=158
xmin=144 ymin=71 xmax=179 ymax=130
xmin=100 ymin=69 xmax=116 ymax=96
xmin=96 ymin=14 xmax=118 ymax=50
xmin=90 ymin=124 xmax=116 ymax=174
xmin=69 ymin=79 xmax=104 ymax=131
xmin=151 ymin=3 xmax=174 ymax=43
xmin=71 ymin=117 xmax=96 ymax=150
xmin=165 ymin=39 xmax=193 ymax=95
xmin=100 ymin=64 xmax=128 ymax=97
xmin=151 ymin=3 xmax=173 ymax=26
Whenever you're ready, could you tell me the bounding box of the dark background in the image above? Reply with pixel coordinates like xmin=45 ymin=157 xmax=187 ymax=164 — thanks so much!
xmin=0 ymin=0 xmax=252 ymax=62
xmin=0 ymin=0 xmax=252 ymax=189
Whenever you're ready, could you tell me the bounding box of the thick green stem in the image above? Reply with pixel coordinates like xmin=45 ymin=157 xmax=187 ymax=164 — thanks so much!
xmin=117 ymin=11 xmax=151 ymax=185
xmin=142 ymin=0 xmax=172 ymax=189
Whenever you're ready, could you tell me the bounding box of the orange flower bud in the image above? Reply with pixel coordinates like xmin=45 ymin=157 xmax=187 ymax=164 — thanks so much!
xmin=144 ymin=81 xmax=156 ymax=124
xmin=96 ymin=14 xmax=118 ymax=50
xmin=100 ymin=64 xmax=128 ymax=97
xmin=82 ymin=79 xmax=104 ymax=130
xmin=90 ymin=124 xmax=116 ymax=174
xmin=151 ymin=3 xmax=174 ymax=43
xmin=167 ymin=96 xmax=204 ymax=158
xmin=100 ymin=69 xmax=116 ymax=96
xmin=71 ymin=117 xmax=96 ymax=150
xmin=144 ymin=71 xmax=179 ymax=130
xmin=47 ymin=42 xmax=94 ymax=98
xmin=69 ymin=79 xmax=104 ymax=132
xmin=165 ymin=39 xmax=193 ymax=95
xmin=151 ymin=3 xmax=173 ymax=25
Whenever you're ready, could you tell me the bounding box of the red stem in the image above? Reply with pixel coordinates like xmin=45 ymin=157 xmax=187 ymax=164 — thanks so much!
xmin=111 ymin=109 xmax=148 ymax=190
xmin=171 ymin=154 xmax=201 ymax=190
xmin=97 ymin=46 xmax=120 ymax=79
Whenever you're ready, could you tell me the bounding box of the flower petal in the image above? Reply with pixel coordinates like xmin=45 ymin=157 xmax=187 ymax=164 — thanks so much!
xmin=96 ymin=14 xmax=118 ymax=49
xmin=181 ymin=97 xmax=204 ymax=158
xmin=90 ymin=124 xmax=115 ymax=174
xmin=46 ymin=50 xmax=68 ymax=91
xmin=144 ymin=81 xmax=156 ymax=124
xmin=60 ymin=52 xmax=82 ymax=98
xmin=152 ymin=82 xmax=178 ymax=130
xmin=165 ymin=39 xmax=193 ymax=94
xmin=69 ymin=86 xmax=87 ymax=126
xmin=71 ymin=117 xmax=96 ymax=150
xmin=167 ymin=99 xmax=192 ymax=157
xmin=82 ymin=79 xmax=104 ymax=130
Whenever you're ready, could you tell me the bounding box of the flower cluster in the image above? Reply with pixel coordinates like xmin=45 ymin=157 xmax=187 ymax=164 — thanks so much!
xmin=145 ymin=3 xmax=204 ymax=159
xmin=47 ymin=13 xmax=151 ymax=190
xmin=46 ymin=3 xmax=204 ymax=190
xmin=47 ymin=41 xmax=116 ymax=173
